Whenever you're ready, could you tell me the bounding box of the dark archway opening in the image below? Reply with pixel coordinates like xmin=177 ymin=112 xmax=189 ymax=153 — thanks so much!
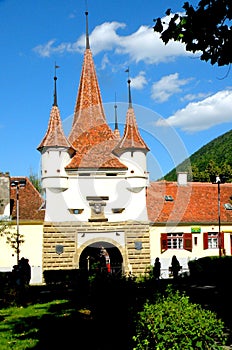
xmin=79 ymin=241 xmax=123 ymax=275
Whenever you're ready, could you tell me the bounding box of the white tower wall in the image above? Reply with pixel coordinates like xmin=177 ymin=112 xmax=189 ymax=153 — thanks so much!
xmin=41 ymin=148 xmax=71 ymax=192
xmin=44 ymin=170 xmax=148 ymax=222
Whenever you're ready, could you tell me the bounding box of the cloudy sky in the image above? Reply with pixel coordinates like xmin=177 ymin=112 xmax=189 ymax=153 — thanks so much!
xmin=0 ymin=0 xmax=232 ymax=180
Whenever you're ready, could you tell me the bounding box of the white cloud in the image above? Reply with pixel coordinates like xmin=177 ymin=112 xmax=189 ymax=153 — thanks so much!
xmin=116 ymin=25 xmax=188 ymax=64
xmin=131 ymin=71 xmax=147 ymax=90
xmin=87 ymin=22 xmax=126 ymax=55
xmin=181 ymin=92 xmax=211 ymax=102
xmin=151 ymin=73 xmax=191 ymax=102
xmin=33 ymin=39 xmax=58 ymax=57
xmin=100 ymin=54 xmax=110 ymax=70
xmin=33 ymin=39 xmax=78 ymax=57
xmin=155 ymin=90 xmax=232 ymax=132
xmin=33 ymin=20 xmax=190 ymax=63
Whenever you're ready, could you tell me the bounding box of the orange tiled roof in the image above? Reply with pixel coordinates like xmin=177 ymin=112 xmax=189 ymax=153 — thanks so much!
xmin=113 ymin=106 xmax=149 ymax=155
xmin=10 ymin=177 xmax=44 ymax=222
xmin=68 ymin=48 xmax=108 ymax=144
xmin=147 ymin=181 xmax=232 ymax=224
xmin=66 ymin=124 xmax=127 ymax=170
xmin=37 ymin=105 xmax=73 ymax=151
xmin=66 ymin=41 xmax=127 ymax=170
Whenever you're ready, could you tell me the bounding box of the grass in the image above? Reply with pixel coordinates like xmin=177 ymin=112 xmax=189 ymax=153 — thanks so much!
xmin=0 ymin=284 xmax=129 ymax=350
xmin=0 ymin=275 xmax=232 ymax=349
xmin=0 ymin=299 xmax=80 ymax=349
xmin=0 ymin=275 xmax=137 ymax=350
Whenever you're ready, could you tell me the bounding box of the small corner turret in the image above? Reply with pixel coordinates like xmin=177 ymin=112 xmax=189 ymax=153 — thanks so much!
xmin=37 ymin=67 xmax=74 ymax=193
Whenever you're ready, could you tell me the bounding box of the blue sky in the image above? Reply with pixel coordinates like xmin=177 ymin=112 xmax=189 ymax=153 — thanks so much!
xmin=1 ymin=0 xmax=232 ymax=181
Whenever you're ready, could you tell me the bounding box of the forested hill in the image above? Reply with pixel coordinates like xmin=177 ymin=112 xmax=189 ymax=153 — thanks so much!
xmin=163 ymin=129 xmax=232 ymax=182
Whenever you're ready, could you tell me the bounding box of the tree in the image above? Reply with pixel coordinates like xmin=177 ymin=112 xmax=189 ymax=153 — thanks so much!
xmin=153 ymin=0 xmax=232 ymax=66
xmin=0 ymin=200 xmax=24 ymax=263
xmin=0 ymin=218 xmax=10 ymax=237
xmin=0 ymin=219 xmax=24 ymax=263
xmin=29 ymin=169 xmax=42 ymax=194
xmin=5 ymin=229 xmax=25 ymax=261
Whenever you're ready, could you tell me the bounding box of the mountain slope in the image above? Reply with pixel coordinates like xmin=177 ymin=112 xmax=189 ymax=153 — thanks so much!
xmin=163 ymin=129 xmax=232 ymax=182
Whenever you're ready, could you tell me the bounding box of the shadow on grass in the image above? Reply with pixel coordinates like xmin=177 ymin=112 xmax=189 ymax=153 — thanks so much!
xmin=2 ymin=274 xmax=232 ymax=350
xmin=2 ymin=281 xmax=134 ymax=350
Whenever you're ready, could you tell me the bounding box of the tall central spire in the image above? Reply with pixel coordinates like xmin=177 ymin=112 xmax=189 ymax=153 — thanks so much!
xmin=65 ymin=11 xmax=125 ymax=171
xmin=68 ymin=11 xmax=111 ymax=145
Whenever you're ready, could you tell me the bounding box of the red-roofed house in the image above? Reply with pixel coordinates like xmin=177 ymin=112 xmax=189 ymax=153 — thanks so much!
xmin=0 ymin=174 xmax=44 ymax=284
xmin=147 ymin=174 xmax=232 ymax=276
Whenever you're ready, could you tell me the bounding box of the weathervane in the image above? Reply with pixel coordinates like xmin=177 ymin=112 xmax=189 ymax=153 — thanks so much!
xmin=53 ymin=62 xmax=60 ymax=107
xmin=125 ymin=66 xmax=130 ymax=81
xmin=125 ymin=67 xmax=132 ymax=107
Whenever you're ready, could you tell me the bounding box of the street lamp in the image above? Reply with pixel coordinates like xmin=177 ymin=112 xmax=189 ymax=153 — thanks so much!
xmin=10 ymin=179 xmax=26 ymax=264
xmin=211 ymin=174 xmax=226 ymax=257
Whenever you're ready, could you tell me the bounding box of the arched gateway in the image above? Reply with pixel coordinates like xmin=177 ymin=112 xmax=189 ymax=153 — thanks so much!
xmin=79 ymin=241 xmax=123 ymax=274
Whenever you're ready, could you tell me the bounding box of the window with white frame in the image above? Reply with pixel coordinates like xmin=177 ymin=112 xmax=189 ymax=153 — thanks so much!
xmin=203 ymin=231 xmax=224 ymax=250
xmin=167 ymin=233 xmax=184 ymax=249
xmin=207 ymin=232 xmax=218 ymax=249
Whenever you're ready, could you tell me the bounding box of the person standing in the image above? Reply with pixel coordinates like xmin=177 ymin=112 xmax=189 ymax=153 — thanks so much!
xmin=171 ymin=255 xmax=181 ymax=279
xmin=153 ymin=257 xmax=161 ymax=280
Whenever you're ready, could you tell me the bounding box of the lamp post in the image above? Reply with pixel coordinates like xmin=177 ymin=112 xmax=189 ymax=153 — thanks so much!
xmin=211 ymin=175 xmax=226 ymax=257
xmin=215 ymin=176 xmax=222 ymax=257
xmin=10 ymin=179 xmax=26 ymax=264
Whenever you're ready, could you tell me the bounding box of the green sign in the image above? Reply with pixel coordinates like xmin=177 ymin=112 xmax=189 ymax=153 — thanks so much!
xmin=191 ymin=227 xmax=201 ymax=233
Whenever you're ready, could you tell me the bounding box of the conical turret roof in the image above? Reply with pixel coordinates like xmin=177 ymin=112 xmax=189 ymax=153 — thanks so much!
xmin=68 ymin=47 xmax=109 ymax=144
xmin=66 ymin=12 xmax=127 ymax=171
xmin=37 ymin=74 xmax=73 ymax=153
xmin=113 ymin=79 xmax=149 ymax=156
xmin=37 ymin=105 xmax=73 ymax=152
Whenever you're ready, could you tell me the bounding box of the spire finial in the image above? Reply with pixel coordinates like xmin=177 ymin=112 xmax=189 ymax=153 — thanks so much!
xmin=85 ymin=10 xmax=90 ymax=49
xmin=125 ymin=67 xmax=132 ymax=108
xmin=53 ymin=63 xmax=60 ymax=107
xmin=114 ymin=92 xmax=119 ymax=130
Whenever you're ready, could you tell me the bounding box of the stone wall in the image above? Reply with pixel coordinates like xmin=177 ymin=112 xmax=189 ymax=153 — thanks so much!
xmin=43 ymin=221 xmax=150 ymax=277
xmin=0 ymin=173 xmax=10 ymax=218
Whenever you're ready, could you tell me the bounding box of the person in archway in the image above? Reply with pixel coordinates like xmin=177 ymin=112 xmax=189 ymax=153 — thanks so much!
xmin=171 ymin=255 xmax=181 ymax=279
xmin=153 ymin=257 xmax=161 ymax=280
xmin=99 ymin=246 xmax=111 ymax=272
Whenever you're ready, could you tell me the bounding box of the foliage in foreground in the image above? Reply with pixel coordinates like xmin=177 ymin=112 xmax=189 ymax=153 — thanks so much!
xmin=133 ymin=286 xmax=227 ymax=350
xmin=153 ymin=0 xmax=232 ymax=66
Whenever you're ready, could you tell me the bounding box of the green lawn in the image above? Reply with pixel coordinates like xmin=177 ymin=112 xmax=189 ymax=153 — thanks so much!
xmin=0 ymin=275 xmax=232 ymax=350
xmin=0 ymin=299 xmax=94 ymax=350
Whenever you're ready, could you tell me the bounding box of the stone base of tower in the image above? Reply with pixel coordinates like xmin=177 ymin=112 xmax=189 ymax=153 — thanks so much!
xmin=42 ymin=221 xmax=151 ymax=278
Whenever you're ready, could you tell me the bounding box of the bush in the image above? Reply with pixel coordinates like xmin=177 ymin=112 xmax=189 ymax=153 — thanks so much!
xmin=188 ymin=256 xmax=232 ymax=286
xmin=133 ymin=285 xmax=227 ymax=350
xmin=43 ymin=269 xmax=83 ymax=287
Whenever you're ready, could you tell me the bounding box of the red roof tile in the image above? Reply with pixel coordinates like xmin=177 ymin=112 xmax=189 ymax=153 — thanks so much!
xmin=66 ymin=44 xmax=127 ymax=170
xmin=37 ymin=106 xmax=72 ymax=151
xmin=147 ymin=181 xmax=232 ymax=224
xmin=113 ymin=107 xmax=149 ymax=155
xmin=10 ymin=177 xmax=44 ymax=222
xmin=68 ymin=49 xmax=108 ymax=145
xmin=66 ymin=124 xmax=127 ymax=170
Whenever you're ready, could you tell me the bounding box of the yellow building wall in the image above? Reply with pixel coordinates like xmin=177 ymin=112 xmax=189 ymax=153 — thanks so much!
xmin=150 ymin=224 xmax=232 ymax=278
xmin=0 ymin=224 xmax=43 ymax=284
